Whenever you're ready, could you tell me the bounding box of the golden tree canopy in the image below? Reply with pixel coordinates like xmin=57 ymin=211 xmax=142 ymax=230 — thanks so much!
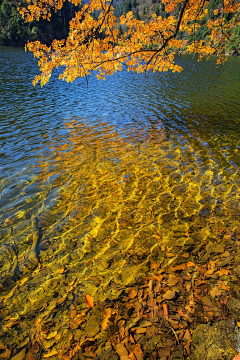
xmin=19 ymin=0 xmax=240 ymax=86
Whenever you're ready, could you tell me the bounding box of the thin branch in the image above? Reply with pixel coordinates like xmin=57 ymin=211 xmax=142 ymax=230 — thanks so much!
xmin=220 ymin=0 xmax=226 ymax=54
xmin=190 ymin=0 xmax=207 ymax=68
xmin=90 ymin=0 xmax=190 ymax=73
xmin=144 ymin=0 xmax=189 ymax=69
xmin=51 ymin=0 xmax=114 ymax=68
xmin=192 ymin=0 xmax=207 ymax=48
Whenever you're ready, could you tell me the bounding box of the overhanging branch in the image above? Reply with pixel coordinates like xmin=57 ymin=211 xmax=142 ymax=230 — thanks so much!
xmin=145 ymin=0 xmax=189 ymax=69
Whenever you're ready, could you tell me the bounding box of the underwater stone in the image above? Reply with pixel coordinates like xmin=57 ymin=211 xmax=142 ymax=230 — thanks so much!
xmin=121 ymin=267 xmax=136 ymax=285
xmin=216 ymin=255 xmax=234 ymax=267
xmin=85 ymin=316 xmax=100 ymax=337
xmin=173 ymin=237 xmax=189 ymax=247
xmin=199 ymin=252 xmax=210 ymax=263
xmin=182 ymin=237 xmax=195 ymax=248
xmin=232 ymin=266 xmax=240 ymax=278
xmin=190 ymin=320 xmax=238 ymax=360
xmin=97 ymin=260 xmax=109 ymax=271
xmin=206 ymin=242 xmax=225 ymax=254
xmin=39 ymin=250 xmax=48 ymax=259
xmin=227 ymin=297 xmax=240 ymax=320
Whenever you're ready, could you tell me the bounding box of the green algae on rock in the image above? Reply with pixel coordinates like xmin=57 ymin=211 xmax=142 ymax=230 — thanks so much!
xmin=190 ymin=320 xmax=239 ymax=360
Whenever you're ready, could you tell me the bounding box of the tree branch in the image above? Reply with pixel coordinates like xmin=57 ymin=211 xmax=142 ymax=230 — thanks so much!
xmin=145 ymin=0 xmax=189 ymax=69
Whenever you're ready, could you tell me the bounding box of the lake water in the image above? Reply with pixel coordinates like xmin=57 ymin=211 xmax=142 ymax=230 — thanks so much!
xmin=0 ymin=46 xmax=240 ymax=354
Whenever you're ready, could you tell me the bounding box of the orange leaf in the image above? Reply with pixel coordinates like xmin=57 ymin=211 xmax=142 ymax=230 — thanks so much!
xmin=68 ymin=344 xmax=81 ymax=358
xmin=128 ymin=289 xmax=138 ymax=299
xmin=25 ymin=352 xmax=35 ymax=360
xmin=184 ymin=341 xmax=191 ymax=355
xmin=167 ymin=274 xmax=179 ymax=286
xmin=129 ymin=334 xmax=135 ymax=344
xmin=133 ymin=344 xmax=143 ymax=354
xmin=209 ymin=286 xmax=221 ymax=298
xmin=101 ymin=319 xmax=107 ymax=331
xmin=70 ymin=310 xmax=77 ymax=319
xmin=172 ymin=264 xmax=187 ymax=271
xmin=101 ymin=318 xmax=113 ymax=330
xmin=163 ymin=303 xmax=169 ymax=319
xmin=183 ymin=329 xmax=191 ymax=341
xmin=221 ymin=295 xmax=228 ymax=305
xmin=62 ymin=355 xmax=70 ymax=360
xmin=128 ymin=353 xmax=136 ymax=360
xmin=102 ymin=308 xmax=112 ymax=319
xmin=153 ymin=274 xmax=163 ymax=281
xmin=221 ymin=285 xmax=230 ymax=291
xmin=177 ymin=309 xmax=184 ymax=317
xmin=186 ymin=261 xmax=195 ymax=268
xmin=85 ymin=294 xmax=94 ymax=308
xmin=217 ymin=269 xmax=229 ymax=276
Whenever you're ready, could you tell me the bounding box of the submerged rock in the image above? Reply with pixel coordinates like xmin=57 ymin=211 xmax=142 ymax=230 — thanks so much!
xmin=85 ymin=316 xmax=100 ymax=338
xmin=190 ymin=320 xmax=239 ymax=360
xmin=227 ymin=297 xmax=240 ymax=320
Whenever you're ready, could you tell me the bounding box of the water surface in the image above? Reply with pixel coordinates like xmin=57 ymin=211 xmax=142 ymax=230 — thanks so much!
xmin=0 ymin=46 xmax=240 ymax=353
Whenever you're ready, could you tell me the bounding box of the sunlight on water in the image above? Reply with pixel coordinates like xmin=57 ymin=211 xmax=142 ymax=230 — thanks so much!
xmin=0 ymin=118 xmax=240 ymax=353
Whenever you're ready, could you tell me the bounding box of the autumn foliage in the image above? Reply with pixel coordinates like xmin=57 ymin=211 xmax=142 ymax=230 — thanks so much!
xmin=18 ymin=0 xmax=240 ymax=86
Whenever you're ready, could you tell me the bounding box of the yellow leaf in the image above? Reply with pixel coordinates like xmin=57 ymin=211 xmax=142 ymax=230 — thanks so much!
xmin=55 ymin=333 xmax=61 ymax=341
xmin=43 ymin=350 xmax=58 ymax=358
xmin=56 ymin=295 xmax=67 ymax=306
xmin=43 ymin=331 xmax=58 ymax=340
xmin=11 ymin=348 xmax=26 ymax=360
xmin=19 ymin=276 xmax=29 ymax=287
xmin=56 ymin=268 xmax=65 ymax=274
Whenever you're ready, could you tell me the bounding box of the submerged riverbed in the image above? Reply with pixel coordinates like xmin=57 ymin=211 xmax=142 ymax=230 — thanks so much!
xmin=0 ymin=47 xmax=240 ymax=359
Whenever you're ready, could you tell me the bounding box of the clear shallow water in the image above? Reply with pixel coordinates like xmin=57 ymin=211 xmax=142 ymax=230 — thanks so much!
xmin=0 ymin=46 xmax=240 ymax=353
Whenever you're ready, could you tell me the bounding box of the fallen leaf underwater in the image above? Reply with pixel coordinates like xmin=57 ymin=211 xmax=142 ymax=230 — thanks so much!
xmin=85 ymin=294 xmax=94 ymax=308
xmin=1 ymin=121 xmax=240 ymax=359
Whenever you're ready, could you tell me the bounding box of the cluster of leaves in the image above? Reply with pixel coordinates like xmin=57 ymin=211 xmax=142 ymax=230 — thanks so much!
xmin=187 ymin=0 xmax=240 ymax=54
xmin=16 ymin=0 xmax=240 ymax=86
xmin=1 ymin=229 xmax=240 ymax=359
xmin=115 ymin=0 xmax=240 ymax=53
xmin=1 ymin=0 xmax=239 ymax=59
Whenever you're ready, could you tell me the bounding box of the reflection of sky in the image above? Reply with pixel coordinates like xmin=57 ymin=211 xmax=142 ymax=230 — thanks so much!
xmin=0 ymin=47 xmax=240 ymax=174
